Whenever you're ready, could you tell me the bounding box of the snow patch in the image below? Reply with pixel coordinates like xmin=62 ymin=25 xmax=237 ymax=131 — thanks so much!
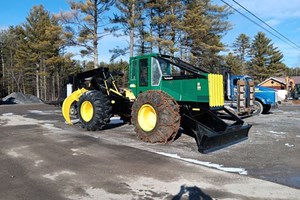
xmin=156 ymin=152 xmax=248 ymax=175
xmin=68 ymin=187 xmax=132 ymax=200
xmin=43 ymin=170 xmax=76 ymax=181
xmin=285 ymin=143 xmax=294 ymax=148
xmin=296 ymin=135 xmax=300 ymax=138
xmin=68 ymin=119 xmax=80 ymax=124
xmin=270 ymin=131 xmax=286 ymax=135
xmin=0 ymin=115 xmax=37 ymax=126
xmin=41 ymin=123 xmax=62 ymax=132
xmin=34 ymin=160 xmax=44 ymax=167
xmin=28 ymin=110 xmax=61 ymax=115
xmin=28 ymin=110 xmax=43 ymax=113
xmin=2 ymin=113 xmax=13 ymax=116
xmin=7 ymin=150 xmax=21 ymax=157
xmin=110 ymin=117 xmax=123 ymax=124
xmin=6 ymin=146 xmax=29 ymax=157
xmin=71 ymin=148 xmax=83 ymax=156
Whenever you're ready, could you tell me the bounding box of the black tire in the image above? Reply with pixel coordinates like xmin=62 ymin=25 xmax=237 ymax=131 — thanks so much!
xmin=78 ymin=90 xmax=112 ymax=131
xmin=262 ymin=104 xmax=271 ymax=114
xmin=131 ymin=90 xmax=180 ymax=143
xmin=253 ymin=100 xmax=263 ymax=115
xmin=70 ymin=102 xmax=78 ymax=116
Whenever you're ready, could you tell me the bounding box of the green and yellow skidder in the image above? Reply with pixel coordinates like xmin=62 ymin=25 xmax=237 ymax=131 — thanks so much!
xmin=62 ymin=54 xmax=251 ymax=153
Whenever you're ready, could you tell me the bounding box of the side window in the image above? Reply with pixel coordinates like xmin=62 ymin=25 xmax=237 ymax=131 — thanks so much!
xmin=151 ymin=58 xmax=162 ymax=86
xmin=159 ymin=59 xmax=170 ymax=75
xmin=170 ymin=64 xmax=182 ymax=76
xmin=139 ymin=59 xmax=148 ymax=86
xmin=233 ymin=79 xmax=239 ymax=86
xmin=157 ymin=58 xmax=190 ymax=76
xmin=131 ymin=59 xmax=137 ymax=80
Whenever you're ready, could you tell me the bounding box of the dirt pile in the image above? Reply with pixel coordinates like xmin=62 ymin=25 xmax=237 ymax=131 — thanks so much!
xmin=1 ymin=92 xmax=44 ymax=104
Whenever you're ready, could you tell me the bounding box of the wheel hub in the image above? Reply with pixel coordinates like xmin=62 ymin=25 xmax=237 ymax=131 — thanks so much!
xmin=80 ymin=101 xmax=94 ymax=122
xmin=138 ymin=104 xmax=157 ymax=132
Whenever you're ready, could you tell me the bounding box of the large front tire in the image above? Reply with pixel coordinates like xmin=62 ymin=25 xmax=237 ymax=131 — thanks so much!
xmin=131 ymin=90 xmax=180 ymax=143
xmin=78 ymin=90 xmax=112 ymax=131
xmin=262 ymin=104 xmax=271 ymax=114
xmin=253 ymin=100 xmax=263 ymax=115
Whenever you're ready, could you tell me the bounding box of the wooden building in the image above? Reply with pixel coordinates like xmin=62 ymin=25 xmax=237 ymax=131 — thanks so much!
xmin=259 ymin=76 xmax=300 ymax=89
xmin=258 ymin=77 xmax=286 ymax=89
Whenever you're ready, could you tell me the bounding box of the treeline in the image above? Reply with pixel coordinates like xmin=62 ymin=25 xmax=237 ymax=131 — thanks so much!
xmin=0 ymin=6 xmax=77 ymax=100
xmin=0 ymin=0 xmax=295 ymax=100
xmin=224 ymin=33 xmax=288 ymax=84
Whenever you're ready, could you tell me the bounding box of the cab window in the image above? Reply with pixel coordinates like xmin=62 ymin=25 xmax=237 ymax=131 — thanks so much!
xmin=151 ymin=58 xmax=162 ymax=86
xmin=131 ymin=59 xmax=137 ymax=80
xmin=139 ymin=59 xmax=148 ymax=86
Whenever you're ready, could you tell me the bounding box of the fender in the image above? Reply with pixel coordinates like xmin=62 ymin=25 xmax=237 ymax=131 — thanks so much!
xmin=255 ymin=86 xmax=277 ymax=106
xmin=62 ymin=88 xmax=88 ymax=124
xmin=255 ymin=96 xmax=267 ymax=105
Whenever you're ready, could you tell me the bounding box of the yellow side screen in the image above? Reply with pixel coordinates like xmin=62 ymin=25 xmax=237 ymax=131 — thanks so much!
xmin=208 ymin=74 xmax=224 ymax=107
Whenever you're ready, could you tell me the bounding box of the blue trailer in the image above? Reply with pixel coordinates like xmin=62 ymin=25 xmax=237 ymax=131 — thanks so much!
xmin=225 ymin=74 xmax=278 ymax=116
xmin=225 ymin=74 xmax=255 ymax=117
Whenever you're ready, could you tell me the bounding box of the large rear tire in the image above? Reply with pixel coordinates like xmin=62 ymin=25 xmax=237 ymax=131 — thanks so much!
xmin=78 ymin=90 xmax=112 ymax=131
xmin=131 ymin=90 xmax=180 ymax=143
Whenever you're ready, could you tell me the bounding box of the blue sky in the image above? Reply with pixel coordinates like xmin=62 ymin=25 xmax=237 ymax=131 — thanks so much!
xmin=221 ymin=0 xmax=300 ymax=67
xmin=1 ymin=0 xmax=300 ymax=67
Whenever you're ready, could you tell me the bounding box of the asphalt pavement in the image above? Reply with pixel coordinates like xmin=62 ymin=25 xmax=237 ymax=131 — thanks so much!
xmin=0 ymin=103 xmax=299 ymax=200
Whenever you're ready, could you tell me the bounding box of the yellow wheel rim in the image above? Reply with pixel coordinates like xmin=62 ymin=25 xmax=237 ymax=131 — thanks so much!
xmin=80 ymin=101 xmax=94 ymax=122
xmin=138 ymin=104 xmax=157 ymax=132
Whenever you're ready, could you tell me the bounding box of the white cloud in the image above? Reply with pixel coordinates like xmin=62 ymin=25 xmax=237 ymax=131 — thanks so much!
xmin=265 ymin=19 xmax=281 ymax=27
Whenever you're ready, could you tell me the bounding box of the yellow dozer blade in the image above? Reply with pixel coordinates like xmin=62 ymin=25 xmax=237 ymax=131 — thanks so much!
xmin=62 ymin=88 xmax=87 ymax=124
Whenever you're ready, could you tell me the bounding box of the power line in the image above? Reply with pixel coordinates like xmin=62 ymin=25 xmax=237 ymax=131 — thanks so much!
xmin=231 ymin=0 xmax=300 ymax=50
xmin=220 ymin=0 xmax=300 ymax=52
xmin=219 ymin=1 xmax=283 ymax=41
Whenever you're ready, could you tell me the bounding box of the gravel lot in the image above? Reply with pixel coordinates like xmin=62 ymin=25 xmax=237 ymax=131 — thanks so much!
xmin=0 ymin=102 xmax=299 ymax=199
xmin=76 ymin=101 xmax=300 ymax=189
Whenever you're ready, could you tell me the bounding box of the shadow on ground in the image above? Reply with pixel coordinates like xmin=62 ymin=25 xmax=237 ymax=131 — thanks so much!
xmin=172 ymin=185 xmax=212 ymax=200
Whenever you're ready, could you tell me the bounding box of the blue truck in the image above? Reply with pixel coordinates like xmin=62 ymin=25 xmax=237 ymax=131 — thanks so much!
xmin=225 ymin=73 xmax=278 ymax=116
xmin=254 ymin=85 xmax=278 ymax=114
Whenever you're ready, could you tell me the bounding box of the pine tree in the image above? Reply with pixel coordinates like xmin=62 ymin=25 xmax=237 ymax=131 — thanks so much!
xmin=180 ymin=0 xmax=231 ymax=71
xmin=232 ymin=33 xmax=250 ymax=74
xmin=0 ymin=29 xmax=17 ymax=96
xmin=145 ymin=0 xmax=183 ymax=55
xmin=57 ymin=0 xmax=115 ymax=68
xmin=110 ymin=0 xmax=144 ymax=59
xmin=249 ymin=32 xmax=286 ymax=83
xmin=14 ymin=5 xmax=67 ymax=100
xmin=268 ymin=46 xmax=287 ymax=77
xmin=248 ymin=32 xmax=271 ymax=83
xmin=224 ymin=53 xmax=243 ymax=75
xmin=287 ymin=67 xmax=300 ymax=76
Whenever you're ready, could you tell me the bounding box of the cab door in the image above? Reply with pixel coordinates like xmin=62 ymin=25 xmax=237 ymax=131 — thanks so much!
xmin=136 ymin=57 xmax=150 ymax=94
xmin=128 ymin=57 xmax=150 ymax=96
